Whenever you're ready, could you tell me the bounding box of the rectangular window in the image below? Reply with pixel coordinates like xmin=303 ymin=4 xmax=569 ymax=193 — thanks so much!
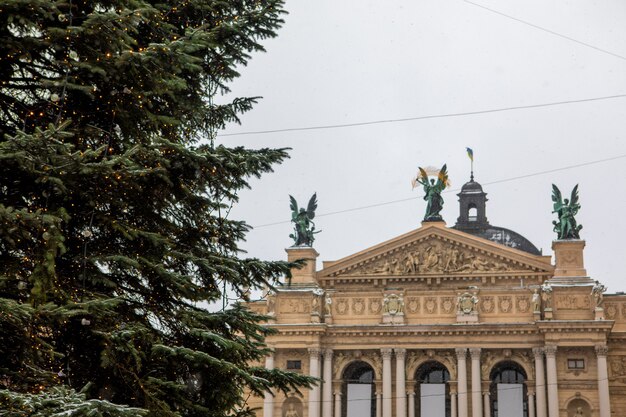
xmin=567 ymin=359 xmax=585 ymax=370
xmin=286 ymin=360 xmax=302 ymax=370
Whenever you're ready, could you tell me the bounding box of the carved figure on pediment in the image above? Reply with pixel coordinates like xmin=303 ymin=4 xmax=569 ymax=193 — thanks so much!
xmin=404 ymin=251 xmax=419 ymax=274
xmin=424 ymin=246 xmax=441 ymax=272
xmin=493 ymin=261 xmax=510 ymax=271
xmin=541 ymin=283 xmax=553 ymax=310
xmin=444 ymin=247 xmax=461 ymax=272
xmin=531 ymin=289 xmax=540 ymax=313
xmin=381 ymin=259 xmax=392 ymax=275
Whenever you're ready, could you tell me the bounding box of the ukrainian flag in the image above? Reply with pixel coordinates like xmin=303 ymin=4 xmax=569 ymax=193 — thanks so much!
xmin=466 ymin=147 xmax=474 ymax=161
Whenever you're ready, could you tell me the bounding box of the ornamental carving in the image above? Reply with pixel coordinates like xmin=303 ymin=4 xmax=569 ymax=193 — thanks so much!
xmin=279 ymin=298 xmax=310 ymax=314
xmin=555 ymin=295 xmax=591 ymax=310
xmin=329 ymin=238 xmax=523 ymax=277
xmin=609 ymin=357 xmax=626 ymax=382
xmin=499 ymin=296 xmax=512 ymax=313
xmin=425 ymin=297 xmax=438 ymax=314
xmin=336 ymin=298 xmax=349 ymax=315
xmin=383 ymin=294 xmax=404 ymax=315
xmin=516 ymin=296 xmax=530 ymax=313
xmin=352 ymin=298 xmax=365 ymax=315
xmin=369 ymin=298 xmax=382 ymax=314
xmin=605 ymin=303 xmax=617 ymax=320
xmin=441 ymin=297 xmax=455 ymax=314
xmin=407 ymin=297 xmax=420 ymax=314
xmin=480 ymin=296 xmax=494 ymax=313
xmin=457 ymin=292 xmax=478 ymax=315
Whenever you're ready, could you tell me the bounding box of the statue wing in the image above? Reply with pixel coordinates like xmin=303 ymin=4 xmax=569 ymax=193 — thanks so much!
xmin=435 ymin=164 xmax=448 ymax=190
xmin=569 ymin=184 xmax=580 ymax=208
xmin=551 ymin=184 xmax=563 ymax=211
xmin=306 ymin=193 xmax=318 ymax=220
xmin=418 ymin=167 xmax=428 ymax=182
xmin=289 ymin=195 xmax=298 ymax=218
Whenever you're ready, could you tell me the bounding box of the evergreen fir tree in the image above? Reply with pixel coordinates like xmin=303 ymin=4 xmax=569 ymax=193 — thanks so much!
xmin=0 ymin=0 xmax=313 ymax=416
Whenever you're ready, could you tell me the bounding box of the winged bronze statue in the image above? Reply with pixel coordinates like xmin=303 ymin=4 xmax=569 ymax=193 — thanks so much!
xmin=289 ymin=193 xmax=320 ymax=246
xmin=414 ymin=164 xmax=449 ymax=221
xmin=552 ymin=184 xmax=582 ymax=239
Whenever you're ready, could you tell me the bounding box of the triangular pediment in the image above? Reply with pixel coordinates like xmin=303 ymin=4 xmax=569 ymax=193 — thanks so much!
xmin=318 ymin=223 xmax=553 ymax=278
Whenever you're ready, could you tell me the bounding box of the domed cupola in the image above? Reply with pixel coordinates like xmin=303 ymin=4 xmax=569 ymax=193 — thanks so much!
xmin=453 ymin=176 xmax=541 ymax=255
xmin=455 ymin=178 xmax=488 ymax=230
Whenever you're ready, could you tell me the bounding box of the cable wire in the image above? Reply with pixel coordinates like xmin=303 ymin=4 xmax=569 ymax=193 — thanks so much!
xmin=463 ymin=0 xmax=626 ymax=62
xmin=251 ymin=152 xmax=626 ymax=229
xmin=219 ymin=94 xmax=626 ymax=137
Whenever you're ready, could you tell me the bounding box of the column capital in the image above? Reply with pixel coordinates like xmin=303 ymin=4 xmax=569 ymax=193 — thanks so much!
xmin=323 ymin=348 xmax=334 ymax=358
xmin=395 ymin=348 xmax=407 ymax=358
xmin=334 ymin=390 xmax=342 ymax=397
xmin=483 ymin=392 xmax=490 ymax=397
xmin=532 ymin=347 xmax=544 ymax=358
xmin=469 ymin=348 xmax=481 ymax=359
xmin=595 ymin=344 xmax=609 ymax=357
xmin=308 ymin=347 xmax=322 ymax=357
xmin=381 ymin=348 xmax=394 ymax=359
xmin=544 ymin=345 xmax=557 ymax=357
xmin=455 ymin=347 xmax=467 ymax=358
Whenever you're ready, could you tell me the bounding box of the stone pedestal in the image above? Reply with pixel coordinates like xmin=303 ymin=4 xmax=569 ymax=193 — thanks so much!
xmin=457 ymin=312 xmax=478 ymax=323
xmin=286 ymin=247 xmax=319 ymax=285
xmin=543 ymin=308 xmax=553 ymax=320
xmin=551 ymin=240 xmax=589 ymax=280
xmin=595 ymin=307 xmax=605 ymax=320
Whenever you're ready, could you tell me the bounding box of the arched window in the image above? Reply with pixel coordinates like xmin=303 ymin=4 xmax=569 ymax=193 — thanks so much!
xmin=282 ymin=396 xmax=303 ymax=417
xmin=490 ymin=361 xmax=528 ymax=417
xmin=413 ymin=361 xmax=451 ymax=417
xmin=342 ymin=361 xmax=376 ymax=417
xmin=468 ymin=203 xmax=478 ymax=221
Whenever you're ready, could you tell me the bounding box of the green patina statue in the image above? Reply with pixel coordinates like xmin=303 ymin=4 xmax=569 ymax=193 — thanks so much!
xmin=414 ymin=164 xmax=449 ymax=222
xmin=552 ymin=184 xmax=582 ymax=239
xmin=289 ymin=193 xmax=320 ymax=246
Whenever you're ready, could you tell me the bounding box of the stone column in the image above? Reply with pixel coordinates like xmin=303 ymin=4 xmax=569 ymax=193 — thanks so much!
xmin=544 ymin=346 xmax=559 ymax=417
xmin=334 ymin=391 xmax=342 ymax=417
xmin=376 ymin=391 xmax=382 ymax=417
xmin=451 ymin=391 xmax=458 ymax=417
xmin=323 ymin=349 xmax=334 ymax=417
xmin=408 ymin=391 xmax=415 ymax=417
xmin=381 ymin=349 xmax=393 ymax=417
xmin=483 ymin=392 xmax=490 ymax=417
xmin=456 ymin=348 xmax=468 ymax=417
xmin=309 ymin=348 xmax=322 ymax=417
xmin=470 ymin=348 xmax=482 ymax=417
xmin=396 ymin=349 xmax=407 ymax=417
xmin=264 ymin=353 xmax=275 ymax=417
xmin=528 ymin=391 xmax=535 ymax=417
xmin=532 ymin=348 xmax=547 ymax=417
xmin=595 ymin=344 xmax=611 ymax=417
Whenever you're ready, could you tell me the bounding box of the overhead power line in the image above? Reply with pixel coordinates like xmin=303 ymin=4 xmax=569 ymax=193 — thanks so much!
xmin=252 ymin=153 xmax=626 ymax=229
xmin=463 ymin=0 xmax=626 ymax=62
xmin=219 ymin=94 xmax=626 ymax=137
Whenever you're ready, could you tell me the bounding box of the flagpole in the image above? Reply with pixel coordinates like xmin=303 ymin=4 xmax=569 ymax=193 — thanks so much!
xmin=471 ymin=158 xmax=474 ymax=181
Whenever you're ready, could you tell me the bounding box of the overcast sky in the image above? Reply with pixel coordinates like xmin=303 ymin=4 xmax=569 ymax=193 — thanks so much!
xmin=217 ymin=0 xmax=626 ymax=294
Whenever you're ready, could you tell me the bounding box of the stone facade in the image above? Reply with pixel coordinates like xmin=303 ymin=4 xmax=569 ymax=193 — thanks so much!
xmin=248 ymin=183 xmax=623 ymax=417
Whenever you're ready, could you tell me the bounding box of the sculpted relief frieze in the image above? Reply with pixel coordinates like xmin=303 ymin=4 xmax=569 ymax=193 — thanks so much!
xmin=555 ymin=295 xmax=591 ymax=310
xmin=278 ymin=298 xmax=311 ymax=314
xmin=331 ymin=238 xmax=523 ymax=277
